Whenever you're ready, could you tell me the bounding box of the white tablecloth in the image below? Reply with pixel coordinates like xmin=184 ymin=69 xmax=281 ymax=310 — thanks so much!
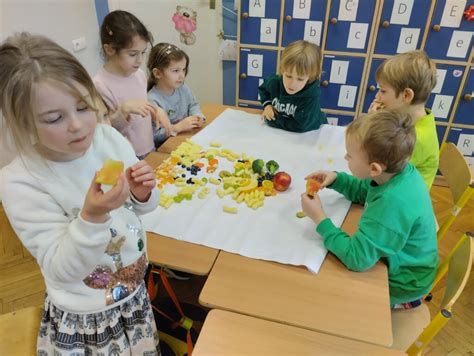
xmin=142 ymin=109 xmax=351 ymax=273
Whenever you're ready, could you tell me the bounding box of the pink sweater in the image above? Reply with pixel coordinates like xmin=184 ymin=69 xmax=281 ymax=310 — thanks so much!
xmin=93 ymin=68 xmax=154 ymax=157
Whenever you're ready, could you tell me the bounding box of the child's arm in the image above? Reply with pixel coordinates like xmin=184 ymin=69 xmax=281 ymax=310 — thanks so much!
xmin=328 ymin=172 xmax=370 ymax=204
xmin=258 ymin=78 xmax=276 ymax=120
xmin=267 ymin=98 xmax=326 ymax=132
xmin=302 ymin=194 xmax=409 ymax=271
xmin=154 ymin=106 xmax=173 ymax=137
xmin=0 ymin=171 xmax=126 ymax=283
xmin=183 ymin=84 xmax=205 ymax=120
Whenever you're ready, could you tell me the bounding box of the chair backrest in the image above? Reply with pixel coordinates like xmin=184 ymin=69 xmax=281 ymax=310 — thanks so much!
xmin=438 ymin=143 xmax=473 ymax=203
xmin=405 ymin=232 xmax=473 ymax=355
xmin=436 ymin=143 xmax=474 ymax=241
xmin=440 ymin=232 xmax=473 ymax=310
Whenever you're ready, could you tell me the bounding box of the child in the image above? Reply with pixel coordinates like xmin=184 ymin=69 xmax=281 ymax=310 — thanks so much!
xmin=300 ymin=110 xmax=438 ymax=309
xmin=0 ymin=33 xmax=160 ymax=354
xmin=368 ymin=50 xmax=439 ymax=189
xmin=147 ymin=42 xmax=205 ymax=147
xmin=258 ymin=40 xmax=327 ymax=132
xmin=94 ymin=10 xmax=165 ymax=159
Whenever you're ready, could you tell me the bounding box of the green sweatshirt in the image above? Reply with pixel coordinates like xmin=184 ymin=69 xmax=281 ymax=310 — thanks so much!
xmin=316 ymin=164 xmax=438 ymax=306
xmin=410 ymin=109 xmax=439 ymax=189
xmin=258 ymin=74 xmax=327 ymax=132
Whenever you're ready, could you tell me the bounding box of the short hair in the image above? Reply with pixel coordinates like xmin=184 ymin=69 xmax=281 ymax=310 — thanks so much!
xmin=0 ymin=32 xmax=106 ymax=157
xmin=375 ymin=50 xmax=437 ymax=105
xmin=146 ymin=42 xmax=189 ymax=91
xmin=346 ymin=110 xmax=416 ymax=174
xmin=100 ymin=10 xmax=153 ymax=53
xmin=279 ymin=40 xmax=322 ymax=82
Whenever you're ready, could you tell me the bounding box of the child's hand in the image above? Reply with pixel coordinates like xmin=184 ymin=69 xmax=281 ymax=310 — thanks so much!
xmin=127 ymin=161 xmax=156 ymax=202
xmin=301 ymin=192 xmax=327 ymax=224
xmin=121 ymin=100 xmax=156 ymax=119
xmin=305 ymin=171 xmax=337 ymax=188
xmin=81 ymin=173 xmax=130 ymax=223
xmin=174 ymin=116 xmax=201 ymax=133
xmin=155 ymin=106 xmax=173 ymax=137
xmin=262 ymin=105 xmax=275 ymax=121
xmin=368 ymin=100 xmax=384 ymax=113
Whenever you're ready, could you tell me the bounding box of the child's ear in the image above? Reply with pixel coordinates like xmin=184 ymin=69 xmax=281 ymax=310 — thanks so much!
xmin=103 ymin=44 xmax=116 ymax=57
xmin=369 ymin=162 xmax=385 ymax=177
xmin=402 ymin=88 xmax=415 ymax=104
xmin=152 ymin=68 xmax=161 ymax=80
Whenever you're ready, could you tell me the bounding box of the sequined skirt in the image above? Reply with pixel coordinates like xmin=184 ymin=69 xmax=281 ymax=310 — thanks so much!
xmin=37 ymin=282 xmax=160 ymax=355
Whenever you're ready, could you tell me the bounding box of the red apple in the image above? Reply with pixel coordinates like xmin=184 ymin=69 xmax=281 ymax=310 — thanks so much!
xmin=273 ymin=171 xmax=292 ymax=192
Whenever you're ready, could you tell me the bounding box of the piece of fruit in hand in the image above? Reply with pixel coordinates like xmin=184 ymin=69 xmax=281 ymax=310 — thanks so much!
xmin=95 ymin=159 xmax=124 ymax=185
xmin=306 ymin=178 xmax=321 ymax=198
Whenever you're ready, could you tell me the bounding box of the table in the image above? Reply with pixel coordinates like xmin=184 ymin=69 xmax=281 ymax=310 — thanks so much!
xmin=193 ymin=310 xmax=403 ymax=355
xmin=144 ymin=105 xmax=259 ymax=275
xmin=145 ymin=104 xmax=391 ymax=346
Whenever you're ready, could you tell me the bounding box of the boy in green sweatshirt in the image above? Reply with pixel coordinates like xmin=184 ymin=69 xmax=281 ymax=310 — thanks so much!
xmin=301 ymin=109 xmax=438 ymax=308
xmin=258 ymin=40 xmax=327 ymax=132
xmin=368 ymin=50 xmax=439 ymax=189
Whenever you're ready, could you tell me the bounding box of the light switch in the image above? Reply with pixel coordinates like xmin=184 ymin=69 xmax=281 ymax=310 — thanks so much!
xmin=72 ymin=37 xmax=87 ymax=52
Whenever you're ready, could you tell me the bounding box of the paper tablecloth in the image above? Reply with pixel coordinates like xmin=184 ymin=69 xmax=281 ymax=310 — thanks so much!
xmin=142 ymin=109 xmax=351 ymax=273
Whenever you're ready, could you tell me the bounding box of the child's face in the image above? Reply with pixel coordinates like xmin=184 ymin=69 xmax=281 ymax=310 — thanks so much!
xmin=155 ymin=58 xmax=187 ymax=91
xmin=106 ymin=35 xmax=148 ymax=77
xmin=344 ymin=134 xmax=371 ymax=179
xmin=33 ymin=80 xmax=97 ymax=161
xmin=375 ymin=81 xmax=407 ymax=110
xmin=282 ymin=67 xmax=309 ymax=95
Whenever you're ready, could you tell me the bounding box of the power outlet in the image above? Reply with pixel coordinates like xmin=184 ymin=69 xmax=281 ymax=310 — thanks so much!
xmin=72 ymin=37 xmax=87 ymax=52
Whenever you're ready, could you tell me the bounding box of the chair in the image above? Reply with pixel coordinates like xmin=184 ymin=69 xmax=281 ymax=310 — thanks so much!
xmin=391 ymin=232 xmax=473 ymax=355
xmin=0 ymin=306 xmax=43 ymax=355
xmin=435 ymin=143 xmax=474 ymax=242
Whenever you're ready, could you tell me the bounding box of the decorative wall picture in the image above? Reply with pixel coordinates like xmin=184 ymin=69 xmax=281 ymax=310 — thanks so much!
xmin=172 ymin=5 xmax=198 ymax=45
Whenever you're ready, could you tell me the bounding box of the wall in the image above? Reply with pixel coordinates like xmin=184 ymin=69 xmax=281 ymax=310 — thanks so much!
xmin=0 ymin=0 xmax=103 ymax=76
xmin=111 ymin=0 xmax=223 ymax=105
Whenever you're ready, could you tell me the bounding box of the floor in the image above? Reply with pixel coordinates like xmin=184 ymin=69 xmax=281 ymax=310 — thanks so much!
xmin=0 ymin=184 xmax=473 ymax=354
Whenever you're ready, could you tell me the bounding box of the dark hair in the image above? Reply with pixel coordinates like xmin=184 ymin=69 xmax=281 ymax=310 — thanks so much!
xmin=146 ymin=42 xmax=189 ymax=91
xmin=100 ymin=10 xmax=153 ymax=52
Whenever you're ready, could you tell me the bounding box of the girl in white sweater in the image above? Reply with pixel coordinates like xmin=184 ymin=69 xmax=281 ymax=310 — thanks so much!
xmin=0 ymin=33 xmax=160 ymax=355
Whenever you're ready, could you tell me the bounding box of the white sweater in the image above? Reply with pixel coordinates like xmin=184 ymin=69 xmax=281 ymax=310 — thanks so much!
xmin=0 ymin=124 xmax=159 ymax=313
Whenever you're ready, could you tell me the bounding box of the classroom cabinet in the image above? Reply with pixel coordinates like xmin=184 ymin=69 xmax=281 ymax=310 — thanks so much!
xmin=282 ymin=0 xmax=328 ymax=46
xmin=374 ymin=0 xmax=432 ymax=55
xmin=325 ymin=0 xmax=377 ymax=53
xmin=425 ymin=0 xmax=474 ymax=62
xmin=320 ymin=55 xmax=366 ymax=111
xmin=426 ymin=63 xmax=466 ymax=122
xmin=236 ymin=0 xmax=474 ymax=168
xmin=238 ymin=48 xmax=278 ymax=101
xmin=453 ymin=67 xmax=474 ymax=125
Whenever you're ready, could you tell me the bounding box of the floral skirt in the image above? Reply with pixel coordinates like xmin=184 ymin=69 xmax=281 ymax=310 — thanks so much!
xmin=37 ymin=282 xmax=160 ymax=355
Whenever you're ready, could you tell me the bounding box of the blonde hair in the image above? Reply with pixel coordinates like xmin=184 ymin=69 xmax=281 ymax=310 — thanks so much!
xmin=375 ymin=50 xmax=437 ymax=105
xmin=279 ymin=40 xmax=322 ymax=82
xmin=0 ymin=32 xmax=106 ymax=157
xmin=346 ymin=110 xmax=415 ymax=173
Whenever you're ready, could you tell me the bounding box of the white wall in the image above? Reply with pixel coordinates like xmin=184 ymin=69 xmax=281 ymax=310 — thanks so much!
xmin=113 ymin=0 xmax=223 ymax=105
xmin=0 ymin=0 xmax=103 ymax=76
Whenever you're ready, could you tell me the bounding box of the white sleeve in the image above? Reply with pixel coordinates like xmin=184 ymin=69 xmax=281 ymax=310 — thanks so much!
xmin=1 ymin=166 xmax=112 ymax=283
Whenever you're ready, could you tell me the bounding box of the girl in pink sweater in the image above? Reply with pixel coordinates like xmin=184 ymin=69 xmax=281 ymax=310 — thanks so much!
xmin=94 ymin=10 xmax=169 ymax=158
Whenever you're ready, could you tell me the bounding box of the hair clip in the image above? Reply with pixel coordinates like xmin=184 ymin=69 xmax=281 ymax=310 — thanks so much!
xmin=106 ymin=26 xmax=113 ymax=36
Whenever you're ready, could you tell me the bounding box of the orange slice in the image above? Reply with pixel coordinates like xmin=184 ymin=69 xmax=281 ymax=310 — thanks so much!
xmin=306 ymin=179 xmax=321 ymax=198
xmin=96 ymin=159 xmax=124 ymax=185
